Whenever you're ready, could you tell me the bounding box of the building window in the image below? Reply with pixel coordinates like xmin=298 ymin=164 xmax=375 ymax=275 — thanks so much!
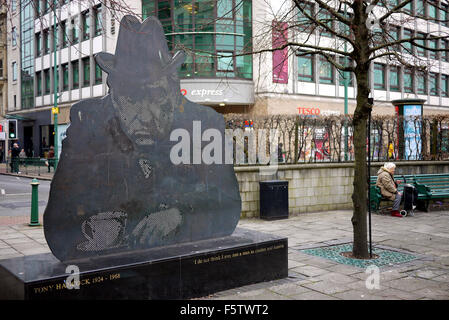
xmin=389 ymin=66 xmax=400 ymax=92
xmin=71 ymin=17 xmax=79 ymax=44
xmin=442 ymin=75 xmax=449 ymax=97
xmin=217 ymin=0 xmax=234 ymax=19
xmin=415 ymin=0 xmax=426 ymax=17
xmin=217 ymin=51 xmax=234 ymax=72
xmin=82 ymin=10 xmax=90 ymax=41
xmin=297 ymin=52 xmax=314 ymax=82
xmin=429 ymin=73 xmax=438 ymax=96
xmin=428 ymin=0 xmax=437 ymax=20
xmin=159 ymin=0 xmax=252 ymax=80
xmin=416 ymin=72 xmax=427 ymax=95
xmin=442 ymin=40 xmax=449 ymax=62
xmin=403 ymin=29 xmax=413 ymax=54
xmin=44 ymin=30 xmax=50 ymax=54
xmin=36 ymin=71 xmax=42 ymax=96
xmin=404 ymin=68 xmax=414 ymax=93
xmin=415 ymin=33 xmax=426 ymax=57
xmin=36 ymin=32 xmax=42 ymax=57
xmin=12 ymin=62 xmax=17 ymax=81
xmin=0 ymin=59 xmax=3 ymax=78
xmin=53 ymin=24 xmax=58 ymax=51
xmin=53 ymin=66 xmax=59 ymax=93
xmin=388 ymin=26 xmax=400 ymax=51
xmin=317 ymin=10 xmax=333 ymax=37
xmin=297 ymin=2 xmax=314 ymax=32
xmin=62 ymin=63 xmax=69 ymax=91
xmin=441 ymin=4 xmax=449 ymax=27
xmin=338 ymin=56 xmax=353 ymax=86
xmin=319 ymin=57 xmax=334 ymax=84
xmin=94 ymin=5 xmax=102 ymax=36
xmin=403 ymin=0 xmax=413 ymax=14
xmin=12 ymin=27 xmax=17 ymax=46
xmin=12 ymin=0 xmax=17 ymax=12
xmin=43 ymin=0 xmax=49 ymax=13
xmin=72 ymin=60 xmax=79 ymax=89
xmin=61 ymin=21 xmax=68 ymax=48
xmin=373 ymin=63 xmax=385 ymax=90
xmin=95 ymin=61 xmax=102 ymax=85
xmin=44 ymin=69 xmax=50 ymax=94
xmin=34 ymin=0 xmax=40 ymax=17
xmin=82 ymin=57 xmax=90 ymax=87
xmin=142 ymin=0 xmax=156 ymax=19
xmin=428 ymin=38 xmax=438 ymax=60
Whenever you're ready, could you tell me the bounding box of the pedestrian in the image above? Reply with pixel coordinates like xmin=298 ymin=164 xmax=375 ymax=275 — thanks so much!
xmin=278 ymin=143 xmax=284 ymax=163
xmin=47 ymin=146 xmax=55 ymax=172
xmin=376 ymin=162 xmax=402 ymax=217
xmin=11 ymin=143 xmax=21 ymax=174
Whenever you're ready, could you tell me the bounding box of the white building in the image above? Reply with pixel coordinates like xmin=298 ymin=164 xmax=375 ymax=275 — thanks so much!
xmin=5 ymin=0 xmax=449 ymax=157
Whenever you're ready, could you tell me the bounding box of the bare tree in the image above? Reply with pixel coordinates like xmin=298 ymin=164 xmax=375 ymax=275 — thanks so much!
xmin=251 ymin=0 xmax=449 ymax=258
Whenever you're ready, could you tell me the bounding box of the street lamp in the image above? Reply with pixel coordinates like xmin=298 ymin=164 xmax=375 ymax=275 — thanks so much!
xmin=52 ymin=2 xmax=59 ymax=169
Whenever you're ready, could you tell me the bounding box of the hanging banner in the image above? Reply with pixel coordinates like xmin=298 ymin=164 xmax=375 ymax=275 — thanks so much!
xmin=272 ymin=21 xmax=288 ymax=84
xmin=403 ymin=105 xmax=422 ymax=160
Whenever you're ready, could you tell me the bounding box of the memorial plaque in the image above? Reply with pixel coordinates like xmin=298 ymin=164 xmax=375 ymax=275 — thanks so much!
xmin=43 ymin=15 xmax=241 ymax=261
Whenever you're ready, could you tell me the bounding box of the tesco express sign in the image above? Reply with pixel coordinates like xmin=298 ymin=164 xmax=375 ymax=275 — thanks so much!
xmin=180 ymin=89 xmax=224 ymax=97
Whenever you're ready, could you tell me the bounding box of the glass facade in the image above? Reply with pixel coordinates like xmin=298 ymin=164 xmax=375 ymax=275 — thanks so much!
xmin=21 ymin=0 xmax=35 ymax=109
xmin=143 ymin=0 xmax=252 ymax=80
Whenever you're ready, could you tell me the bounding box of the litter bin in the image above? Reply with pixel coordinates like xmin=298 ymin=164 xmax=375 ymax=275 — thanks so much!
xmin=259 ymin=180 xmax=289 ymax=220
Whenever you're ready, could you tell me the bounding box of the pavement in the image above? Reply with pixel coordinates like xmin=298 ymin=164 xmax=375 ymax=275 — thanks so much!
xmin=1 ymin=206 xmax=449 ymax=300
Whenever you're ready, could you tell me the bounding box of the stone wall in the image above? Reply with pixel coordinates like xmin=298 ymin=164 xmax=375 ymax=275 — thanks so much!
xmin=235 ymin=161 xmax=449 ymax=218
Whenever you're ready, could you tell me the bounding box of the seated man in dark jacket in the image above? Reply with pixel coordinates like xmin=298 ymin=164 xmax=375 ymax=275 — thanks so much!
xmin=376 ymin=162 xmax=402 ymax=217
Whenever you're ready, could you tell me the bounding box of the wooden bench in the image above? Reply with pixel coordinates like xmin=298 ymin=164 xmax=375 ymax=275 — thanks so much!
xmin=413 ymin=173 xmax=449 ymax=211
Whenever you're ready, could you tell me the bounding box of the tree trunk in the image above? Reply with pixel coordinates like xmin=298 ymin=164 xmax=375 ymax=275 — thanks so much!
xmin=351 ymin=67 xmax=371 ymax=259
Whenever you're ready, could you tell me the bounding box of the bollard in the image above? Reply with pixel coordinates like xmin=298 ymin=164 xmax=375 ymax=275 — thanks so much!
xmin=29 ymin=178 xmax=41 ymax=226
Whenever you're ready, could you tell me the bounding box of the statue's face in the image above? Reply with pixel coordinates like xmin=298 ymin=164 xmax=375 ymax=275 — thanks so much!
xmin=111 ymin=75 xmax=179 ymax=146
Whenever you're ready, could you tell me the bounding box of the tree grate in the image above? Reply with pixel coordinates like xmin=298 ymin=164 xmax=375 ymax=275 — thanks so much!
xmin=299 ymin=243 xmax=418 ymax=269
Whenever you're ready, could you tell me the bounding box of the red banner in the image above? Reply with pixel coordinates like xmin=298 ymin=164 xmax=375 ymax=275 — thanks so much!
xmin=272 ymin=21 xmax=288 ymax=84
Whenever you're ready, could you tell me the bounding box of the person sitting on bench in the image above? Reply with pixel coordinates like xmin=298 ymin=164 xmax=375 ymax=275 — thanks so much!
xmin=376 ymin=162 xmax=402 ymax=218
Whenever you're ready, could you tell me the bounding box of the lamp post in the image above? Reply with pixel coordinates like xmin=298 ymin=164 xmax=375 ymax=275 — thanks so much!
xmin=343 ymin=2 xmax=349 ymax=161
xmin=53 ymin=3 xmax=59 ymax=169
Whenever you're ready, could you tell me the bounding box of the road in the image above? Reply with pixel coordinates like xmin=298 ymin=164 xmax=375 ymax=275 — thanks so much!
xmin=0 ymin=174 xmax=50 ymax=217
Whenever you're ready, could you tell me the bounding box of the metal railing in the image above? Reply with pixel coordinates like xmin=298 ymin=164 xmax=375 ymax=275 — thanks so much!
xmin=225 ymin=114 xmax=449 ymax=165
xmin=5 ymin=157 xmax=56 ymax=176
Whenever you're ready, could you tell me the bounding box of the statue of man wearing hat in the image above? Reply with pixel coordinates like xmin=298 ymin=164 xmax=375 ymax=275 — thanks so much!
xmin=43 ymin=15 xmax=241 ymax=261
